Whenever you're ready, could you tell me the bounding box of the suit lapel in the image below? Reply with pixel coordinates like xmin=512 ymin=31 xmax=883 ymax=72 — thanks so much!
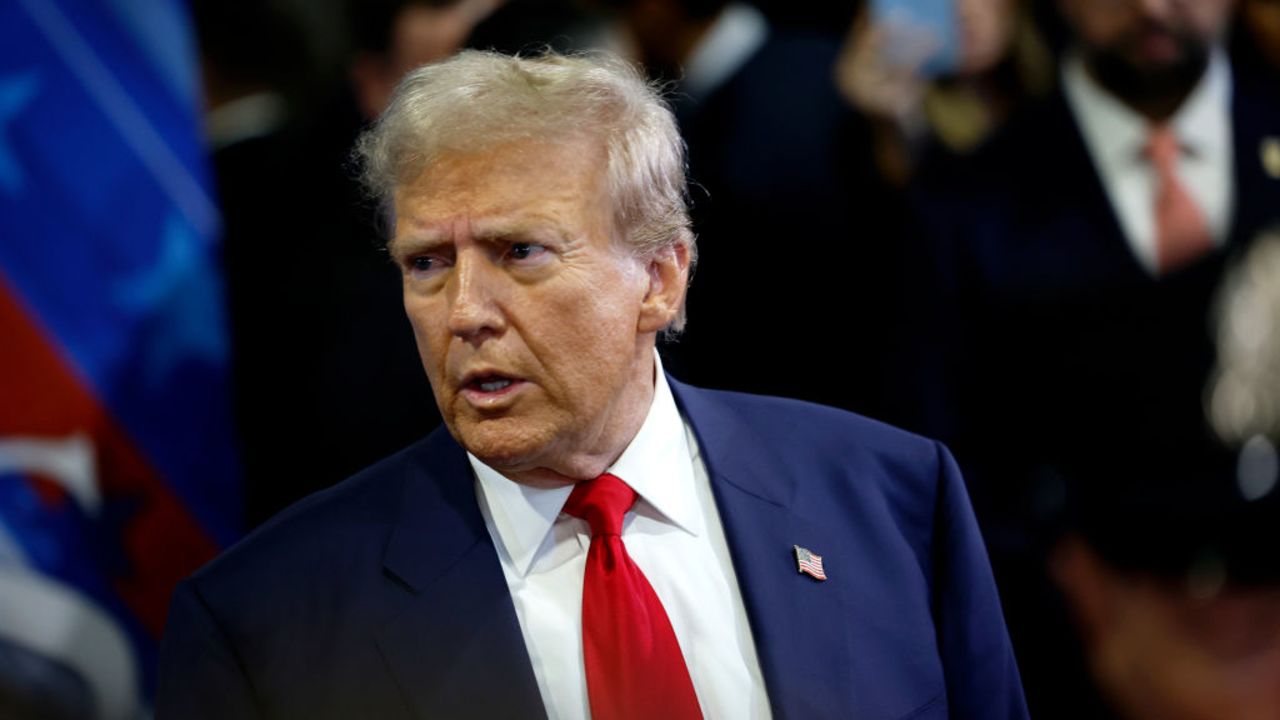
xmin=954 ymin=91 xmax=1148 ymax=298
xmin=668 ymin=378 xmax=858 ymax=720
xmin=1039 ymin=91 xmax=1150 ymax=286
xmin=373 ymin=430 xmax=546 ymax=719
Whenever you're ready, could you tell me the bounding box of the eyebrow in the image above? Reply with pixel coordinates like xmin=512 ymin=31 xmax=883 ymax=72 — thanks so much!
xmin=470 ymin=216 xmax=571 ymax=243
xmin=389 ymin=231 xmax=449 ymax=259
xmin=389 ymin=213 xmax=575 ymax=257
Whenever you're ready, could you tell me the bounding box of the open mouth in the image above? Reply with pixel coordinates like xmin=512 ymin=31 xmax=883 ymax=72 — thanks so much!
xmin=471 ymin=376 xmax=515 ymax=393
xmin=461 ymin=372 xmax=525 ymax=400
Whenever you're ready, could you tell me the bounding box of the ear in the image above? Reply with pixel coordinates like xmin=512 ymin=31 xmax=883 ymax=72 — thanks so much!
xmin=637 ymin=240 xmax=691 ymax=334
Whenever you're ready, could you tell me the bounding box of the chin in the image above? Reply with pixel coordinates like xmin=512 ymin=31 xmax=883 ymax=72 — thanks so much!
xmin=448 ymin=414 xmax=558 ymax=472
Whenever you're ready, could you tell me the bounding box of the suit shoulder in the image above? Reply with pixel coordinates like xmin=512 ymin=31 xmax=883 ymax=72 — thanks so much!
xmin=185 ymin=433 xmax=442 ymax=597
xmin=692 ymin=386 xmax=943 ymax=470
xmin=678 ymin=384 xmax=955 ymax=590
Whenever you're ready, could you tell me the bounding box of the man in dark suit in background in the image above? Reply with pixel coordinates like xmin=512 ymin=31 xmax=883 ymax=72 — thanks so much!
xmin=610 ymin=0 xmax=896 ymax=419
xmin=157 ymin=50 xmax=1026 ymax=719
xmin=908 ymin=0 xmax=1280 ymax=716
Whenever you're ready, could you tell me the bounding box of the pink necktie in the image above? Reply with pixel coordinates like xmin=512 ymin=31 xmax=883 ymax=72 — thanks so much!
xmin=562 ymin=473 xmax=703 ymax=720
xmin=1147 ymin=124 xmax=1214 ymax=274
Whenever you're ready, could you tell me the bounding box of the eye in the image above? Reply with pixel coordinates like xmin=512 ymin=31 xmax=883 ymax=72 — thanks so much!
xmin=406 ymin=254 xmax=451 ymax=278
xmin=506 ymin=242 xmax=547 ymax=262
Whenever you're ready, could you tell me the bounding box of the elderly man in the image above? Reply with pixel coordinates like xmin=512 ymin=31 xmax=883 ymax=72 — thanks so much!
xmin=157 ymin=51 xmax=1025 ymax=719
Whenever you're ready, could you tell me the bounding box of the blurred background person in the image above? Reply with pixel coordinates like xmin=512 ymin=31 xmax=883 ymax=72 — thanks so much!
xmin=607 ymin=0 xmax=908 ymax=419
xmin=904 ymin=0 xmax=1280 ymax=715
xmin=1051 ymin=229 xmax=1280 ymax=720
xmin=835 ymin=0 xmax=1055 ymax=187
xmin=194 ymin=0 xmax=323 ymax=532
xmin=1051 ymin=446 xmax=1280 ymax=720
xmin=617 ymin=0 xmax=1056 ymax=428
xmin=831 ymin=0 xmax=1058 ymax=436
xmin=205 ymin=0 xmax=509 ymax=527
xmin=349 ymin=0 xmax=505 ymax=120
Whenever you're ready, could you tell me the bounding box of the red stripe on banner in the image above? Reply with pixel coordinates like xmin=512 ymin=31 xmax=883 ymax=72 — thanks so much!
xmin=26 ymin=472 xmax=72 ymax=509
xmin=0 ymin=274 xmax=221 ymax=639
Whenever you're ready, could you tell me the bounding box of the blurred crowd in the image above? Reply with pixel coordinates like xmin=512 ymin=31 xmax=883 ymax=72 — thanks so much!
xmin=197 ymin=1 xmax=1280 ymax=718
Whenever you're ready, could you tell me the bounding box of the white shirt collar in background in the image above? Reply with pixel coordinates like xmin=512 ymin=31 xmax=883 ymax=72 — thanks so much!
xmin=1062 ymin=48 xmax=1234 ymax=274
xmin=205 ymin=91 xmax=287 ymax=150
xmin=682 ymin=3 xmax=768 ymax=102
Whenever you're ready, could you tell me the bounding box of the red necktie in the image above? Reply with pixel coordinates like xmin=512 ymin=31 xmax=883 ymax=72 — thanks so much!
xmin=1147 ymin=124 xmax=1214 ymax=274
xmin=562 ymin=474 xmax=703 ymax=720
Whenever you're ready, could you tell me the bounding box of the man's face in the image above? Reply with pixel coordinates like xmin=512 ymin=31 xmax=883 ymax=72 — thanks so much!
xmin=1059 ymin=0 xmax=1234 ymax=95
xmin=391 ymin=139 xmax=680 ymax=484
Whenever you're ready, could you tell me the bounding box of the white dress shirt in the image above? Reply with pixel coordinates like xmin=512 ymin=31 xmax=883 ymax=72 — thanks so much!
xmin=1062 ymin=48 xmax=1235 ymax=275
xmin=471 ymin=354 xmax=772 ymax=720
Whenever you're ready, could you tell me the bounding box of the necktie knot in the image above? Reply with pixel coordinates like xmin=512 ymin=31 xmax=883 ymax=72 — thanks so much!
xmin=1146 ymin=124 xmax=1182 ymax=170
xmin=563 ymin=473 xmax=636 ymax=537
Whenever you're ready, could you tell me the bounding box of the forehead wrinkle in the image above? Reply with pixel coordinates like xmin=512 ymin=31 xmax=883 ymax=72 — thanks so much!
xmin=469 ymin=212 xmax=578 ymax=242
xmin=391 ymin=218 xmax=447 ymax=253
xmin=392 ymin=138 xmax=614 ymax=252
xmin=390 ymin=212 xmax=474 ymax=257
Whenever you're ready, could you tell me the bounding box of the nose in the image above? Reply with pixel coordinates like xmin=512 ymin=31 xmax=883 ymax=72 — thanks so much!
xmin=446 ymin=249 xmax=506 ymax=346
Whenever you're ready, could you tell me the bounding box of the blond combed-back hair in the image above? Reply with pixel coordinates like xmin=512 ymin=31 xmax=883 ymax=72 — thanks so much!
xmin=355 ymin=49 xmax=695 ymax=332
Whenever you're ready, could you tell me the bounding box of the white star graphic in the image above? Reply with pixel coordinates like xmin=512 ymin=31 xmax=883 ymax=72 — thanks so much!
xmin=114 ymin=214 xmax=228 ymax=383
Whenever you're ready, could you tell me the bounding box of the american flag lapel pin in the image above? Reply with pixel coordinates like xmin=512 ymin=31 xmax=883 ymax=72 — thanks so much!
xmin=793 ymin=545 xmax=827 ymax=581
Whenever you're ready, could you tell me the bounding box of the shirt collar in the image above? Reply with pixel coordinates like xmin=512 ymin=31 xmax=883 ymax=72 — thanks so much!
xmin=1171 ymin=48 xmax=1232 ymax=158
xmin=471 ymin=459 xmax=572 ymax=577
xmin=1062 ymin=47 xmax=1232 ymax=165
xmin=470 ymin=351 xmax=702 ymax=577
xmin=606 ymin=353 xmax=704 ymax=540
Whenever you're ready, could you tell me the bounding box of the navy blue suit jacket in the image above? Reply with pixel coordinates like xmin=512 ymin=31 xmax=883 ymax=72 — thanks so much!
xmin=157 ymin=379 xmax=1027 ymax=719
